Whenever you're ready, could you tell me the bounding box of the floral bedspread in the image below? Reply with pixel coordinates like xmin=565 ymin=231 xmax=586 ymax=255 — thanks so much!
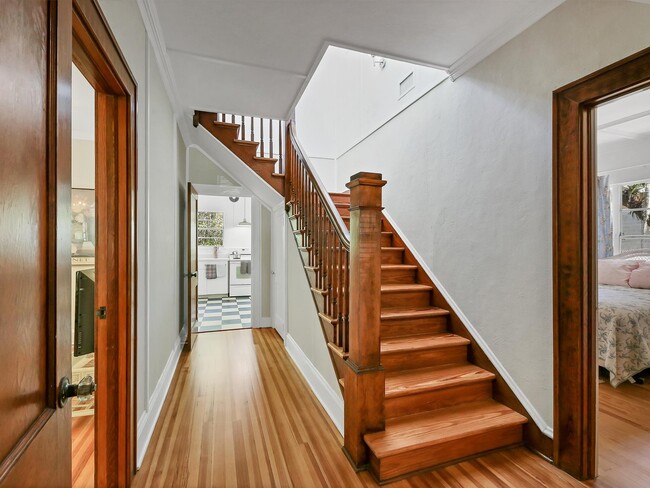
xmin=598 ymin=285 xmax=650 ymax=387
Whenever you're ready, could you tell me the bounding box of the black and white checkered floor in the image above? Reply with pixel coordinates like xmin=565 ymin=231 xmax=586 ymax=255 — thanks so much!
xmin=197 ymin=296 xmax=252 ymax=332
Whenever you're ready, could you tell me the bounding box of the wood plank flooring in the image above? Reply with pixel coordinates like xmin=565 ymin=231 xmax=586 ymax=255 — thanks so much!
xmin=587 ymin=378 xmax=650 ymax=488
xmin=72 ymin=415 xmax=94 ymax=488
xmin=132 ymin=329 xmax=585 ymax=487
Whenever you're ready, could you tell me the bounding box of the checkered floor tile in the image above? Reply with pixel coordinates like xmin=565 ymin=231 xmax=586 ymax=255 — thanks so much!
xmin=198 ymin=296 xmax=252 ymax=332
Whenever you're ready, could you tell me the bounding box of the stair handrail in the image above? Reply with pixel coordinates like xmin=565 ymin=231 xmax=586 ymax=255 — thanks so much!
xmin=286 ymin=122 xmax=350 ymax=249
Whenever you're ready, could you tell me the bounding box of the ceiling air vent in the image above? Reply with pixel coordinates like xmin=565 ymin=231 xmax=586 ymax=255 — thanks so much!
xmin=399 ymin=72 xmax=415 ymax=99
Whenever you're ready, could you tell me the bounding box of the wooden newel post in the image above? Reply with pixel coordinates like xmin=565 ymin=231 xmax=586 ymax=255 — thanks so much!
xmin=343 ymin=171 xmax=387 ymax=468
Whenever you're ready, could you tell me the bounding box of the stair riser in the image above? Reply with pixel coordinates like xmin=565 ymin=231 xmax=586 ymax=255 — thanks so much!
xmin=369 ymin=425 xmax=523 ymax=481
xmin=385 ymin=382 xmax=493 ymax=419
xmin=381 ymin=268 xmax=417 ymax=285
xmin=381 ymin=233 xmax=393 ymax=247
xmin=336 ymin=206 xmax=350 ymax=217
xmin=381 ymin=316 xmax=448 ymax=338
xmin=227 ymin=142 xmax=258 ymax=160
xmin=311 ymin=290 xmax=325 ymax=311
xmin=382 ymin=345 xmax=467 ymax=371
xmin=329 ymin=194 xmax=350 ymax=204
xmin=304 ymin=267 xmax=317 ymax=288
xmin=210 ymin=125 xmax=240 ymax=142
xmin=381 ymin=290 xmax=430 ymax=308
xmin=382 ymin=249 xmax=404 ymax=264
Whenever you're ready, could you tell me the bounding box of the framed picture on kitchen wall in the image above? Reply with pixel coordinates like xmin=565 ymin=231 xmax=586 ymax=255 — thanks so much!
xmin=71 ymin=188 xmax=96 ymax=256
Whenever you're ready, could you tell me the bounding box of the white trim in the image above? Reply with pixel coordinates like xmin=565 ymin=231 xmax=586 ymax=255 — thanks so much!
xmin=271 ymin=203 xmax=288 ymax=338
xmin=284 ymin=334 xmax=344 ymax=435
xmin=143 ymin=43 xmax=151 ymax=408
xmin=448 ymin=0 xmax=565 ymax=81
xmin=382 ymin=211 xmax=554 ymax=439
xmin=251 ymin=198 xmax=262 ymax=328
xmin=136 ymin=329 xmax=184 ymax=468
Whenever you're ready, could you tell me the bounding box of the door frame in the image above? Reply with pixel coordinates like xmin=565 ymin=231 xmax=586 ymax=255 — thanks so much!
xmin=186 ymin=182 xmax=198 ymax=350
xmin=72 ymin=0 xmax=137 ymax=485
xmin=553 ymin=47 xmax=650 ymax=480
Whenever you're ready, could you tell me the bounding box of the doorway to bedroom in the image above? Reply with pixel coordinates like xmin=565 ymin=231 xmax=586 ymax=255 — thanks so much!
xmin=595 ymin=87 xmax=650 ymax=486
xmin=553 ymin=47 xmax=650 ymax=484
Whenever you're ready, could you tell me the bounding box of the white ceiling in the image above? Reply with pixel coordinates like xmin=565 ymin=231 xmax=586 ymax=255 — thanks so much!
xmin=151 ymin=0 xmax=565 ymax=120
xmin=598 ymin=88 xmax=650 ymax=145
xmin=72 ymin=65 xmax=95 ymax=141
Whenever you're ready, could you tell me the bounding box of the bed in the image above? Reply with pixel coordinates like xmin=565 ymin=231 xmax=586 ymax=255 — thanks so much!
xmin=599 ymin=250 xmax=650 ymax=387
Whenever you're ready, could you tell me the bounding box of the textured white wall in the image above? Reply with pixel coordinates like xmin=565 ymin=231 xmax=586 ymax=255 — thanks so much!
xmin=286 ymin=223 xmax=342 ymax=396
xmin=295 ymin=46 xmax=447 ymax=190
xmin=331 ymin=0 xmax=650 ymax=427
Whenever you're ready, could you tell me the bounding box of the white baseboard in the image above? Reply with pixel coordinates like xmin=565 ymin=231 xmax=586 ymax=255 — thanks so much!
xmin=284 ymin=334 xmax=344 ymax=435
xmin=382 ymin=212 xmax=554 ymax=439
xmin=136 ymin=330 xmax=184 ymax=468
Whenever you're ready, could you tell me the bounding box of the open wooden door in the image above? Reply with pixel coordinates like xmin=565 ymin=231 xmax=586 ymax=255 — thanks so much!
xmin=186 ymin=183 xmax=199 ymax=350
xmin=0 ymin=1 xmax=73 ymax=486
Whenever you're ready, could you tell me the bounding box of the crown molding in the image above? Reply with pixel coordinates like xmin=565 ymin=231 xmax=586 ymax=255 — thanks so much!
xmin=448 ymin=0 xmax=566 ymax=81
xmin=137 ymin=0 xmax=192 ymax=146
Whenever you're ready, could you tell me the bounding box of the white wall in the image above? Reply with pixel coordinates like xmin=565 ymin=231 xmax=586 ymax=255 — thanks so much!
xmin=99 ymin=0 xmax=187 ymax=466
xmin=286 ymin=222 xmax=341 ymax=397
xmin=307 ymin=0 xmax=650 ymax=430
xmin=188 ymin=146 xmax=238 ymax=187
xmin=197 ymin=195 xmax=252 ymax=249
xmin=295 ymin=46 xmax=447 ymax=190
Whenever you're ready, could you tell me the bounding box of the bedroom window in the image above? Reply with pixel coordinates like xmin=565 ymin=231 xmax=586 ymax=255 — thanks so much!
xmin=620 ymin=182 xmax=650 ymax=251
xmin=197 ymin=211 xmax=224 ymax=247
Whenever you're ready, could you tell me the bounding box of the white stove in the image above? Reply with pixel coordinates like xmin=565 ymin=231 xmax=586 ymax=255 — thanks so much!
xmin=229 ymin=253 xmax=251 ymax=297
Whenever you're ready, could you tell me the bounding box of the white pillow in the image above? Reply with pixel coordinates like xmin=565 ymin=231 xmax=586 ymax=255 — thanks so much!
xmin=598 ymin=259 xmax=639 ymax=287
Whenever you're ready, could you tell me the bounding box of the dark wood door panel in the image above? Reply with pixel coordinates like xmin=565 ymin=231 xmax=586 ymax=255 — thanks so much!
xmin=0 ymin=0 xmax=72 ymax=486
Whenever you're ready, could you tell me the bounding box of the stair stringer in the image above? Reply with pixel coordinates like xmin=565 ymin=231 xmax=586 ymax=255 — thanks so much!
xmin=381 ymin=210 xmax=553 ymax=460
xmin=192 ymin=123 xmax=283 ymax=209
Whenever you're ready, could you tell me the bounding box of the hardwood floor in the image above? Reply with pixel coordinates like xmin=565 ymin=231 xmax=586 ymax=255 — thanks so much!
xmin=72 ymin=415 xmax=94 ymax=488
xmin=132 ymin=329 xmax=584 ymax=487
xmin=586 ymin=379 xmax=650 ymax=488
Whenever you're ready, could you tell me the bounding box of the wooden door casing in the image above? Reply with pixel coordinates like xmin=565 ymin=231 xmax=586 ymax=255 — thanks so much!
xmin=0 ymin=1 xmax=72 ymax=486
xmin=553 ymin=47 xmax=650 ymax=480
xmin=72 ymin=0 xmax=138 ymax=485
xmin=186 ymin=183 xmax=199 ymax=351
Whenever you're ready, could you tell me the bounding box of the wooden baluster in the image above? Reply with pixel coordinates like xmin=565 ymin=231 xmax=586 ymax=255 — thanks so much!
xmin=338 ymin=244 xmax=344 ymax=348
xmin=240 ymin=116 xmax=245 ymax=141
xmin=260 ymin=118 xmax=265 ymax=158
xmin=278 ymin=120 xmax=284 ymax=174
xmin=332 ymin=240 xmax=340 ymax=346
xmin=251 ymin=118 xmax=255 ymax=146
xmin=307 ymin=180 xmax=313 ymax=266
xmin=343 ymin=172 xmax=387 ymax=468
xmin=269 ymin=119 xmax=274 ymax=164
xmin=341 ymin=249 xmax=350 ymax=352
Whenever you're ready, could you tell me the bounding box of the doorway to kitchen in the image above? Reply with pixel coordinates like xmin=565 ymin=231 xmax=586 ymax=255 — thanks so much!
xmin=188 ymin=185 xmax=257 ymax=335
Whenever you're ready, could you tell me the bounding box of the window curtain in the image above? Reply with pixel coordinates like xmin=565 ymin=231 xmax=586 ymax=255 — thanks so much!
xmin=597 ymin=175 xmax=614 ymax=258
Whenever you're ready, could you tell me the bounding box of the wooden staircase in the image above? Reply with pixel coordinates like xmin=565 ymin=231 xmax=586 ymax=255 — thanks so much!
xmin=193 ymin=111 xmax=528 ymax=483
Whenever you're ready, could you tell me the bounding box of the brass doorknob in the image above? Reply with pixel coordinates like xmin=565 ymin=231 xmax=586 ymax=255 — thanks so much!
xmin=58 ymin=375 xmax=96 ymax=408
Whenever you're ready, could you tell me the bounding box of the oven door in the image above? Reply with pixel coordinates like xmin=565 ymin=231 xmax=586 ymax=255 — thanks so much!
xmin=229 ymin=260 xmax=251 ymax=285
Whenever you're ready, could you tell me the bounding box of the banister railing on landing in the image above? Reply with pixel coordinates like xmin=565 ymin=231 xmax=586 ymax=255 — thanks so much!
xmin=215 ymin=112 xmax=286 ymax=175
xmin=285 ymin=122 xmax=351 ymax=354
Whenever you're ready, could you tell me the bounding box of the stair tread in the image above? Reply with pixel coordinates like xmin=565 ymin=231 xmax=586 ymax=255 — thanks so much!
xmin=381 ymin=333 xmax=469 ymax=354
xmin=234 ymin=139 xmax=259 ymax=147
xmin=382 ymin=246 xmax=405 ymax=251
xmin=271 ymin=173 xmax=285 ymax=178
xmin=364 ymin=400 xmax=527 ymax=458
xmin=381 ymin=307 xmax=449 ymax=320
xmin=385 ymin=364 xmax=495 ymax=399
xmin=381 ymin=284 xmax=432 ymax=293
xmin=381 ymin=264 xmax=417 ymax=270
xmin=214 ymin=121 xmax=239 ymax=128
xmin=329 ymin=192 xmax=350 ymax=198
xmin=253 ymin=156 xmax=278 ymax=163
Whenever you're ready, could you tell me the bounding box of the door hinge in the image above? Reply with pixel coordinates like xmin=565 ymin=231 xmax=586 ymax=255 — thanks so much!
xmin=96 ymin=306 xmax=107 ymax=320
